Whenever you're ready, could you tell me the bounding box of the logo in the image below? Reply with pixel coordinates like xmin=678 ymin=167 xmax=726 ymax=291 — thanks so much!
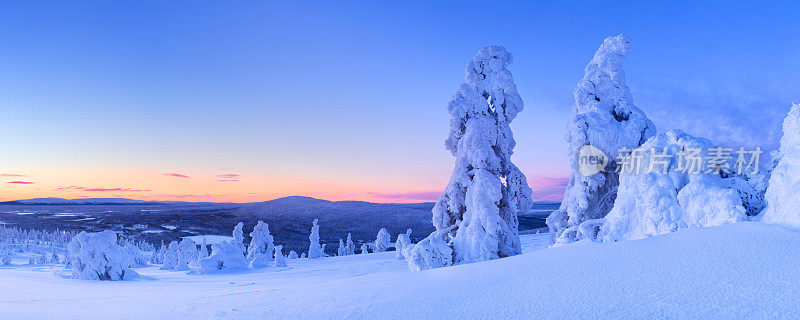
xmin=578 ymin=145 xmax=608 ymax=176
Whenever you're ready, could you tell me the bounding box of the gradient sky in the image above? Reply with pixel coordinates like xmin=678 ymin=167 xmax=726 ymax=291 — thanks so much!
xmin=1 ymin=1 xmax=798 ymax=203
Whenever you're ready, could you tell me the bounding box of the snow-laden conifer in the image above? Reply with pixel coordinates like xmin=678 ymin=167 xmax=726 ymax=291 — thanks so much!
xmin=274 ymin=245 xmax=287 ymax=267
xmin=762 ymin=103 xmax=800 ymax=228
xmin=547 ymin=34 xmax=656 ymax=244
xmin=246 ymin=221 xmax=274 ymax=262
xmin=67 ymin=231 xmax=136 ymax=280
xmin=307 ymin=219 xmax=323 ymax=259
xmin=373 ymin=228 xmax=391 ymax=253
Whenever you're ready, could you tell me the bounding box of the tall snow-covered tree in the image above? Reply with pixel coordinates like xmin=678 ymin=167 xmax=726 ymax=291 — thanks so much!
xmin=246 ymin=221 xmax=274 ymax=261
xmin=307 ymin=219 xmax=323 ymax=259
xmin=232 ymin=222 xmax=245 ymax=255
xmin=345 ymin=233 xmax=355 ymax=255
xmin=761 ymin=103 xmax=800 ymax=228
xmin=546 ymin=34 xmax=656 ymax=244
xmin=373 ymin=228 xmax=391 ymax=253
xmin=160 ymin=241 xmax=179 ymax=270
xmin=337 ymin=239 xmax=346 ymax=256
xmin=408 ymin=45 xmax=532 ymax=270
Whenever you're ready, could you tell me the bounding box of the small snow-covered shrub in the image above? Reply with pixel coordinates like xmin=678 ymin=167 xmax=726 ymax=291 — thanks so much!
xmin=288 ymin=250 xmax=299 ymax=259
xmin=373 ymin=228 xmax=391 ymax=253
xmin=337 ymin=239 xmax=346 ymax=257
xmin=395 ymin=229 xmax=412 ymax=260
xmin=404 ymin=227 xmax=454 ymax=271
xmin=67 ymin=231 xmax=137 ymax=281
xmin=195 ymin=241 xmax=247 ymax=274
xmin=274 ymin=245 xmax=287 ymax=267
xmin=601 ymin=130 xmax=746 ymax=242
xmin=360 ymin=244 xmax=369 ymax=255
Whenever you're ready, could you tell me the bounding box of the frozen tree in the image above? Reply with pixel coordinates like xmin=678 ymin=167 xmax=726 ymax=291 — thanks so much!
xmin=337 ymin=239 xmax=346 ymax=256
xmin=360 ymin=244 xmax=369 ymax=255
xmin=232 ymin=222 xmax=245 ymax=255
xmin=762 ymin=103 xmax=800 ymax=228
xmin=547 ymin=34 xmax=657 ymax=244
xmin=404 ymin=226 xmax=456 ymax=271
xmin=198 ymin=238 xmax=209 ymax=259
xmin=600 ymin=130 xmax=746 ymax=242
xmin=307 ymin=219 xmax=323 ymax=259
xmin=67 ymin=231 xmax=137 ymax=280
xmin=288 ymin=250 xmax=299 ymax=259
xmin=300 ymin=252 xmax=307 ymax=259
xmin=321 ymin=243 xmax=328 ymax=257
xmin=246 ymin=221 xmax=274 ymax=262
xmin=150 ymin=244 xmax=166 ymax=264
xmin=274 ymin=245 xmax=287 ymax=267
xmin=373 ymin=228 xmax=391 ymax=253
xmin=160 ymin=241 xmax=179 ymax=270
xmin=195 ymin=241 xmax=247 ymax=274
xmin=175 ymin=238 xmax=199 ymax=271
xmin=345 ymin=233 xmax=355 ymax=255
xmin=50 ymin=253 xmax=60 ymax=264
xmin=124 ymin=245 xmax=148 ymax=267
xmin=408 ymin=45 xmax=532 ymax=270
xmin=395 ymin=229 xmax=412 ymax=260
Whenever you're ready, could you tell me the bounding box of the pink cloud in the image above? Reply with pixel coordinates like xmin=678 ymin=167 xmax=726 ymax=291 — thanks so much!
xmin=215 ymin=173 xmax=240 ymax=179
xmin=530 ymin=176 xmax=568 ymax=202
xmin=216 ymin=179 xmax=239 ymax=182
xmin=0 ymin=173 xmax=26 ymax=177
xmin=7 ymin=181 xmax=34 ymax=184
xmin=370 ymin=191 xmax=442 ymax=202
xmin=56 ymin=186 xmax=149 ymax=192
xmin=164 ymin=173 xmax=190 ymax=179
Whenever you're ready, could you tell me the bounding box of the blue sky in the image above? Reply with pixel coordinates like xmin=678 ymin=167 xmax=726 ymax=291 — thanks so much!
xmin=0 ymin=1 xmax=798 ymax=202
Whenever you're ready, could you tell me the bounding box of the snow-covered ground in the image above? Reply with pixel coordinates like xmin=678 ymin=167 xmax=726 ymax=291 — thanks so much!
xmin=0 ymin=222 xmax=797 ymax=319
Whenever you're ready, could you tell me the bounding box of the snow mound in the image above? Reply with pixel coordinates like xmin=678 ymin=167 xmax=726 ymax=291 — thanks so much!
xmin=601 ymin=130 xmax=746 ymax=241
xmin=762 ymin=103 xmax=800 ymax=228
xmin=547 ymin=34 xmax=656 ymax=244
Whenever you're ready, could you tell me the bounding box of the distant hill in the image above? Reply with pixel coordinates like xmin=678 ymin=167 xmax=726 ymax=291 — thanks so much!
xmin=1 ymin=197 xmax=224 ymax=205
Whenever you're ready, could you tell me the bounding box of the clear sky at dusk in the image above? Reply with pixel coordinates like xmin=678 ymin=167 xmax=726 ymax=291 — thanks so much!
xmin=1 ymin=1 xmax=798 ymax=203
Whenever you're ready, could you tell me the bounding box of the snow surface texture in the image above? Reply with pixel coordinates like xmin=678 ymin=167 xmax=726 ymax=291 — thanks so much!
xmin=762 ymin=103 xmax=800 ymax=228
xmin=547 ymin=34 xmax=656 ymax=244
xmin=3 ymin=224 xmax=799 ymax=319
xmin=411 ymin=45 xmax=533 ymax=270
xmin=600 ymin=130 xmax=747 ymax=242
xmin=67 ymin=231 xmax=136 ymax=280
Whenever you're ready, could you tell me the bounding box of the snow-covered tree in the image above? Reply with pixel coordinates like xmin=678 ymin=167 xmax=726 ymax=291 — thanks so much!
xmin=67 ymin=231 xmax=137 ymax=280
xmin=762 ymin=103 xmax=800 ymax=228
xmin=175 ymin=238 xmax=198 ymax=271
xmin=274 ymin=245 xmax=287 ymax=267
xmin=547 ymin=34 xmax=657 ymax=244
xmin=404 ymin=226 xmax=455 ymax=271
xmin=124 ymin=244 xmax=148 ymax=267
xmin=288 ymin=250 xmax=299 ymax=259
xmin=395 ymin=229 xmax=412 ymax=260
xmin=150 ymin=243 xmax=166 ymax=264
xmin=300 ymin=252 xmax=307 ymax=259
xmin=373 ymin=228 xmax=391 ymax=253
xmin=246 ymin=221 xmax=274 ymax=262
xmin=337 ymin=239 xmax=346 ymax=256
xmin=232 ymin=222 xmax=245 ymax=255
xmin=160 ymin=241 xmax=179 ymax=270
xmin=600 ymin=130 xmax=746 ymax=242
xmin=307 ymin=219 xmax=323 ymax=259
xmin=408 ymin=45 xmax=532 ymax=270
xmin=345 ymin=233 xmax=355 ymax=255
xmin=360 ymin=244 xmax=369 ymax=255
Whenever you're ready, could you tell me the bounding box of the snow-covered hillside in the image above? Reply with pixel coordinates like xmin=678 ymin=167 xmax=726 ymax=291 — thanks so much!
xmin=0 ymin=223 xmax=797 ymax=319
